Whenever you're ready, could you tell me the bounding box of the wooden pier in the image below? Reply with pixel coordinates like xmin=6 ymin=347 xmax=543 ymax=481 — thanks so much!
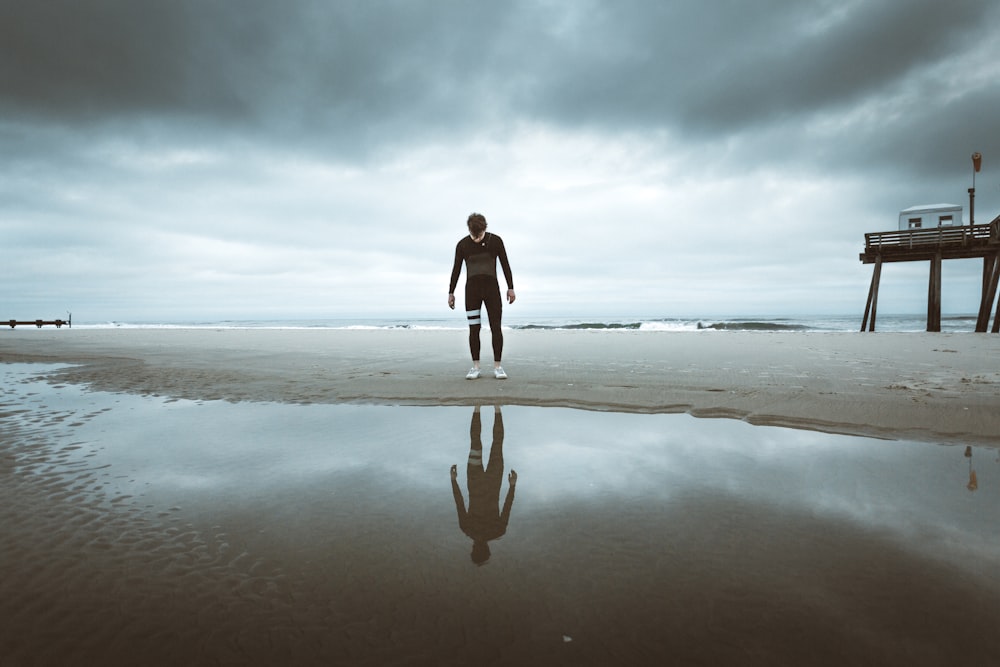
xmin=860 ymin=216 xmax=1000 ymax=332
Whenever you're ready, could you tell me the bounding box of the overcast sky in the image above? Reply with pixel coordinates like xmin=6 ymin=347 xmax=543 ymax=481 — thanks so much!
xmin=3 ymin=0 xmax=999 ymax=323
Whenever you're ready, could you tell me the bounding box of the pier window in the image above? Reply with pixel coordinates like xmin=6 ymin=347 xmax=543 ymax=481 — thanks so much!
xmin=938 ymin=215 xmax=953 ymax=226
xmin=908 ymin=217 xmax=922 ymax=229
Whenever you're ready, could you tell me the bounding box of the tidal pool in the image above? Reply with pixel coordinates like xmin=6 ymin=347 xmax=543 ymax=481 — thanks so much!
xmin=2 ymin=364 xmax=998 ymax=666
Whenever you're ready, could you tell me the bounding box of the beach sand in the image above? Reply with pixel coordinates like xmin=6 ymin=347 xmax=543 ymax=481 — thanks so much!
xmin=2 ymin=328 xmax=999 ymax=444
xmin=3 ymin=329 xmax=1000 ymax=665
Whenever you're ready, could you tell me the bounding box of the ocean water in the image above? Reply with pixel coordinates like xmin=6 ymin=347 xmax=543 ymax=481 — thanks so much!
xmin=69 ymin=313 xmax=980 ymax=333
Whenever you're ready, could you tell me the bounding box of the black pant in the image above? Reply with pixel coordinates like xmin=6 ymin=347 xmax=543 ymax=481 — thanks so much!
xmin=465 ymin=277 xmax=503 ymax=362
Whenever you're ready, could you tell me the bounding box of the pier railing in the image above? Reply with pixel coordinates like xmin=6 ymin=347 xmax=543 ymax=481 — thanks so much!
xmin=861 ymin=221 xmax=998 ymax=263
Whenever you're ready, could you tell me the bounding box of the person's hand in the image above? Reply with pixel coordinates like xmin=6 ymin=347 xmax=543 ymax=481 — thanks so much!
xmin=508 ymin=469 xmax=517 ymax=485
xmin=507 ymin=289 xmax=516 ymax=305
xmin=451 ymin=464 xmax=458 ymax=480
xmin=448 ymin=294 xmax=455 ymax=309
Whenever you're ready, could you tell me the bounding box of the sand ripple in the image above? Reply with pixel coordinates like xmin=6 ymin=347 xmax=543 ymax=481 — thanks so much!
xmin=0 ymin=381 xmax=327 ymax=665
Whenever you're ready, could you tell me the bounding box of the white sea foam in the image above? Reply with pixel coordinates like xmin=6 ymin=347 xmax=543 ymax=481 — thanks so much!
xmin=62 ymin=313 xmax=980 ymax=333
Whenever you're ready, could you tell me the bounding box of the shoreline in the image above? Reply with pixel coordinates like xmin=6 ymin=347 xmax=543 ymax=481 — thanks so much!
xmin=3 ymin=328 xmax=999 ymax=445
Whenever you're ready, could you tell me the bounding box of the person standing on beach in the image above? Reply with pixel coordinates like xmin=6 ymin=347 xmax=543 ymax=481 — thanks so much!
xmin=451 ymin=405 xmax=517 ymax=565
xmin=448 ymin=212 xmax=515 ymax=380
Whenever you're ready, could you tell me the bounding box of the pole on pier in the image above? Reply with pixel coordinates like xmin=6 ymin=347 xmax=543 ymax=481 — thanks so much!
xmin=970 ymin=152 xmax=982 ymax=226
xmin=861 ymin=255 xmax=882 ymax=332
xmin=927 ymin=252 xmax=942 ymax=332
xmin=976 ymin=254 xmax=1000 ymax=332
xmin=993 ymin=285 xmax=1000 ymax=334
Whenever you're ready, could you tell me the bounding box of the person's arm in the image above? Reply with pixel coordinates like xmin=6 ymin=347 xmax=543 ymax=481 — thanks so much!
xmin=495 ymin=237 xmax=515 ymax=304
xmin=451 ymin=465 xmax=468 ymax=531
xmin=499 ymin=469 xmax=517 ymax=529
xmin=448 ymin=241 xmax=464 ymax=305
xmin=495 ymin=237 xmax=514 ymax=291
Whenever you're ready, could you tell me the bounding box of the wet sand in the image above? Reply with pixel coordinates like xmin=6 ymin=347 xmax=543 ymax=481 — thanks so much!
xmin=2 ymin=327 xmax=999 ymax=444
xmin=3 ymin=329 xmax=1000 ymax=665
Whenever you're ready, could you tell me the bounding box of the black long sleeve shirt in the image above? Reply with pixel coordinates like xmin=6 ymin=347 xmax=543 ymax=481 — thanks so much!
xmin=449 ymin=233 xmax=514 ymax=294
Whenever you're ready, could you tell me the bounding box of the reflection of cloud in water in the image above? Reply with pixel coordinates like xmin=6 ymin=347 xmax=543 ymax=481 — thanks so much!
xmin=6 ymin=365 xmax=1000 ymax=570
xmin=505 ymin=407 xmax=1000 ymax=568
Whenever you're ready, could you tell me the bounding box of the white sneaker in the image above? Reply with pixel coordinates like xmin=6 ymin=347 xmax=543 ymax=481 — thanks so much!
xmin=494 ymin=366 xmax=508 ymax=380
xmin=466 ymin=367 xmax=481 ymax=380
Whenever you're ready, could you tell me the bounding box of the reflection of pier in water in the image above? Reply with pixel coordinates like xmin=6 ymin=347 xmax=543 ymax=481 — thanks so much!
xmin=964 ymin=445 xmax=979 ymax=492
xmin=860 ymin=216 xmax=1000 ymax=332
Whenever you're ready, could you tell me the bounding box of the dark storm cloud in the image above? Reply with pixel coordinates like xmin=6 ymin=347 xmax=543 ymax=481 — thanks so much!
xmin=507 ymin=0 xmax=999 ymax=180
xmin=3 ymin=0 xmax=996 ymax=156
xmin=645 ymin=0 xmax=988 ymax=130
xmin=0 ymin=0 xmax=264 ymax=119
xmin=0 ymin=0 xmax=515 ymax=153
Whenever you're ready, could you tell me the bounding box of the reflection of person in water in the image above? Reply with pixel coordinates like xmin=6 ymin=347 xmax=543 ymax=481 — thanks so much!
xmin=451 ymin=405 xmax=517 ymax=565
